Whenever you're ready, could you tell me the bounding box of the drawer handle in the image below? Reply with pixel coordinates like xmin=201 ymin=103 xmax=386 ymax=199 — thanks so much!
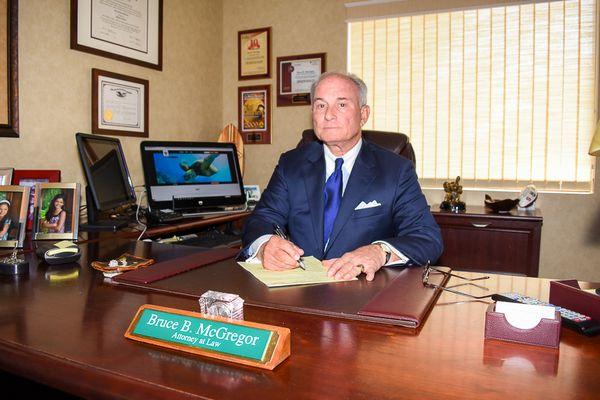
xmin=471 ymin=223 xmax=491 ymax=228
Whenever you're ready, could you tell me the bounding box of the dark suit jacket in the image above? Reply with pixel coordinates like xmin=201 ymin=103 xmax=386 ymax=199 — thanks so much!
xmin=242 ymin=139 xmax=443 ymax=265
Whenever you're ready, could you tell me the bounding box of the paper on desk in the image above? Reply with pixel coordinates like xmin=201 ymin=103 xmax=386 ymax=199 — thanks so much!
xmin=495 ymin=301 xmax=556 ymax=330
xmin=237 ymin=256 xmax=357 ymax=287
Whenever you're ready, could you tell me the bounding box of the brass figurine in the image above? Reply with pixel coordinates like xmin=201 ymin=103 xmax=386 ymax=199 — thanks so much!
xmin=440 ymin=176 xmax=466 ymax=213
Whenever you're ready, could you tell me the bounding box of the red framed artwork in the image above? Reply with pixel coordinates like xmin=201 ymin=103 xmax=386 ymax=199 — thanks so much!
xmin=12 ymin=170 xmax=61 ymax=230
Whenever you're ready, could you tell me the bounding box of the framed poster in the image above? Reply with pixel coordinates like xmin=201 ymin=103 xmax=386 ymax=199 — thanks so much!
xmin=33 ymin=183 xmax=81 ymax=241
xmin=11 ymin=169 xmax=61 ymax=231
xmin=92 ymin=69 xmax=149 ymax=137
xmin=70 ymin=0 xmax=163 ymax=70
xmin=238 ymin=27 xmax=271 ymax=80
xmin=0 ymin=185 xmax=29 ymax=248
xmin=277 ymin=53 xmax=325 ymax=106
xmin=238 ymin=85 xmax=271 ymax=145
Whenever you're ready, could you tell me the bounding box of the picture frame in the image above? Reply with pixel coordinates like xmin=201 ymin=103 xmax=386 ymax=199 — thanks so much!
xmin=0 ymin=168 xmax=13 ymax=185
xmin=0 ymin=0 xmax=18 ymax=138
xmin=244 ymin=185 xmax=261 ymax=202
xmin=238 ymin=27 xmax=271 ymax=80
xmin=92 ymin=68 xmax=149 ymax=137
xmin=33 ymin=183 xmax=80 ymax=241
xmin=277 ymin=53 xmax=326 ymax=106
xmin=70 ymin=0 xmax=163 ymax=70
xmin=0 ymin=185 xmax=29 ymax=248
xmin=238 ymin=85 xmax=271 ymax=145
xmin=11 ymin=170 xmax=61 ymax=231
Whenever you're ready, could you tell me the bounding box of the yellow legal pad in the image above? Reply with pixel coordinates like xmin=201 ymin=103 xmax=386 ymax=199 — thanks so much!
xmin=237 ymin=256 xmax=357 ymax=288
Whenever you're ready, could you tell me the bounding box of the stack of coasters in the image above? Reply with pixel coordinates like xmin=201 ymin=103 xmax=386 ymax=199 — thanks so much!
xmin=199 ymin=290 xmax=244 ymax=320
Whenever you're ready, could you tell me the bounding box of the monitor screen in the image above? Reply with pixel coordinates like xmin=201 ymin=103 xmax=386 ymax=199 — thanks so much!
xmin=140 ymin=141 xmax=245 ymax=210
xmin=76 ymin=133 xmax=136 ymax=213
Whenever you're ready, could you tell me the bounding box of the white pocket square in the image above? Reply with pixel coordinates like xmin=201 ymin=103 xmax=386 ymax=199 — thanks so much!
xmin=354 ymin=200 xmax=382 ymax=210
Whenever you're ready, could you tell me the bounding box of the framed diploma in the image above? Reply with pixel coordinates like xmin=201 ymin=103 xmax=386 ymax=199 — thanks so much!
xmin=70 ymin=0 xmax=163 ymax=70
xmin=238 ymin=27 xmax=271 ymax=80
xmin=238 ymin=85 xmax=271 ymax=144
xmin=92 ymin=69 xmax=149 ymax=137
xmin=277 ymin=53 xmax=326 ymax=106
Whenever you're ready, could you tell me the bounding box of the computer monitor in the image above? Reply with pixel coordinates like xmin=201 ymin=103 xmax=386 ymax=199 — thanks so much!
xmin=76 ymin=133 xmax=137 ymax=229
xmin=140 ymin=141 xmax=245 ymax=212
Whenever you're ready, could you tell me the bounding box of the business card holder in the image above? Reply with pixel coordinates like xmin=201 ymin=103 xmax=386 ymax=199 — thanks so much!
xmin=484 ymin=303 xmax=561 ymax=349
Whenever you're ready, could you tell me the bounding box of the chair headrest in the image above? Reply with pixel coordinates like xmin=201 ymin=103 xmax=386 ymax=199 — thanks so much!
xmin=297 ymin=129 xmax=416 ymax=166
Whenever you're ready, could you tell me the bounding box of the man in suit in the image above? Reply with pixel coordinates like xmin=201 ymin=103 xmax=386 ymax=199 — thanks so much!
xmin=242 ymin=72 xmax=443 ymax=281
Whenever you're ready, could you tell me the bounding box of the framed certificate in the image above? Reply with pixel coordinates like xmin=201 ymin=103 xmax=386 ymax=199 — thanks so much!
xmin=70 ymin=0 xmax=163 ymax=70
xmin=277 ymin=53 xmax=326 ymax=106
xmin=92 ymin=69 xmax=149 ymax=137
xmin=238 ymin=27 xmax=271 ymax=80
xmin=238 ymin=85 xmax=271 ymax=144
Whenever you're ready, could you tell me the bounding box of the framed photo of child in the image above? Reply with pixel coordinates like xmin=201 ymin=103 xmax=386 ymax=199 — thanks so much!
xmin=33 ymin=183 xmax=80 ymax=241
xmin=0 ymin=185 xmax=30 ymax=248
xmin=11 ymin=169 xmax=61 ymax=231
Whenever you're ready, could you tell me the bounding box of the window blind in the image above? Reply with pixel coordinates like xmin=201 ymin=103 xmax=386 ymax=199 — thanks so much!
xmin=348 ymin=0 xmax=597 ymax=192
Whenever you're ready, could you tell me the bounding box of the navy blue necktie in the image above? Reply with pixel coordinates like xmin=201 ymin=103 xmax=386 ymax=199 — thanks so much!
xmin=323 ymin=158 xmax=344 ymax=246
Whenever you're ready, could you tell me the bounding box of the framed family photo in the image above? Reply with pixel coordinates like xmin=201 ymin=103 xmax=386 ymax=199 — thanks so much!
xmin=12 ymin=170 xmax=61 ymax=231
xmin=92 ymin=69 xmax=149 ymax=137
xmin=238 ymin=85 xmax=271 ymax=144
xmin=0 ymin=185 xmax=30 ymax=248
xmin=70 ymin=0 xmax=163 ymax=70
xmin=33 ymin=183 xmax=80 ymax=241
xmin=244 ymin=185 xmax=261 ymax=202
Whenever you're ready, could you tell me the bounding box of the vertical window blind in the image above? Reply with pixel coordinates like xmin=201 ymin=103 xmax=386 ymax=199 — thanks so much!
xmin=348 ymin=0 xmax=597 ymax=192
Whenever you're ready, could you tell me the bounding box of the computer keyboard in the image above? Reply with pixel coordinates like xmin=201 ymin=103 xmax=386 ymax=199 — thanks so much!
xmin=177 ymin=230 xmax=241 ymax=249
xmin=148 ymin=205 xmax=247 ymax=225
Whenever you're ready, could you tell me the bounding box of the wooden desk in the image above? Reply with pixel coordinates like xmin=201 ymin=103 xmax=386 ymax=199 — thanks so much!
xmin=0 ymin=239 xmax=598 ymax=399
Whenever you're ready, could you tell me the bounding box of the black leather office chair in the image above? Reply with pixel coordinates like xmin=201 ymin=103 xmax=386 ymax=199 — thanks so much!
xmin=297 ymin=129 xmax=416 ymax=166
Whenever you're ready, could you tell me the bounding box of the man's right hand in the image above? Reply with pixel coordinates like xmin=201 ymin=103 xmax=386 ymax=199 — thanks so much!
xmin=258 ymin=235 xmax=304 ymax=271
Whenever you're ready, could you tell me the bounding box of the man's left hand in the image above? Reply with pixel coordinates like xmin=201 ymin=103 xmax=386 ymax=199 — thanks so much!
xmin=323 ymin=244 xmax=386 ymax=281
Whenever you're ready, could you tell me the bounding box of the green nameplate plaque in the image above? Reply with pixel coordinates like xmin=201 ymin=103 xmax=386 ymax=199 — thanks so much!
xmin=125 ymin=304 xmax=290 ymax=370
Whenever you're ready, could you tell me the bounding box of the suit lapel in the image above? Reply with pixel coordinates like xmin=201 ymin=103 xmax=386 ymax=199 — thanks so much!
xmin=302 ymin=144 xmax=326 ymax=256
xmin=325 ymin=142 xmax=377 ymax=257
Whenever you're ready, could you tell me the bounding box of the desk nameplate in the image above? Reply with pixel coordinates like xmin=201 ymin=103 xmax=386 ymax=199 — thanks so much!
xmin=125 ymin=304 xmax=290 ymax=370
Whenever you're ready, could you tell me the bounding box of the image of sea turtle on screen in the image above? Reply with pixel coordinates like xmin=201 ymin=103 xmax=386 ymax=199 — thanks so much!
xmin=153 ymin=152 xmax=233 ymax=184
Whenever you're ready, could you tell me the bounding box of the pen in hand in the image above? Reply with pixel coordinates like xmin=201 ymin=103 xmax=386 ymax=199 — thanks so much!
xmin=273 ymin=224 xmax=306 ymax=270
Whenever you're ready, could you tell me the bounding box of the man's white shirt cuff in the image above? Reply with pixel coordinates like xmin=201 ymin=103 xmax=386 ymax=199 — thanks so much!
xmin=372 ymin=240 xmax=409 ymax=266
xmin=246 ymin=234 xmax=273 ymax=263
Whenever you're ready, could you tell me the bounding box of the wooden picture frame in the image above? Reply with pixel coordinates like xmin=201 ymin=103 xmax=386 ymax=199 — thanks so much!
xmin=238 ymin=27 xmax=271 ymax=80
xmin=33 ymin=183 xmax=80 ymax=241
xmin=277 ymin=53 xmax=325 ymax=106
xmin=0 ymin=0 xmax=18 ymax=138
xmin=92 ymin=68 xmax=149 ymax=137
xmin=70 ymin=0 xmax=163 ymax=70
xmin=11 ymin=170 xmax=61 ymax=231
xmin=0 ymin=185 xmax=29 ymax=248
xmin=238 ymin=85 xmax=271 ymax=145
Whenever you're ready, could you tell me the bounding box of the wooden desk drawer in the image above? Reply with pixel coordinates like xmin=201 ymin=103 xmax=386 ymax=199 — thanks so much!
xmin=431 ymin=206 xmax=543 ymax=277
